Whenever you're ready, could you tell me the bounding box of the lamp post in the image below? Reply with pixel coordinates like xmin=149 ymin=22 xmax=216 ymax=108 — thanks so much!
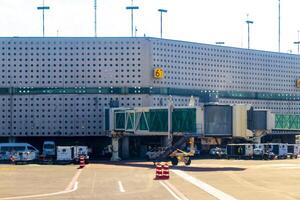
xmin=278 ymin=0 xmax=281 ymax=52
xmin=37 ymin=0 xmax=50 ymax=37
xmin=126 ymin=6 xmax=139 ymax=37
xmin=246 ymin=19 xmax=254 ymax=49
xmin=94 ymin=0 xmax=97 ymax=37
xmin=294 ymin=30 xmax=300 ymax=54
xmin=158 ymin=9 xmax=167 ymax=38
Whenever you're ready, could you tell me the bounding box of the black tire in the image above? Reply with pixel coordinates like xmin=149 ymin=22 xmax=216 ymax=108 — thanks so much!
xmin=184 ymin=157 xmax=191 ymax=166
xmin=171 ymin=157 xmax=178 ymax=166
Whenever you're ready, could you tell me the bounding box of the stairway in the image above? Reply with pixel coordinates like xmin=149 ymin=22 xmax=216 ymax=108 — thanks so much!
xmin=155 ymin=134 xmax=195 ymax=162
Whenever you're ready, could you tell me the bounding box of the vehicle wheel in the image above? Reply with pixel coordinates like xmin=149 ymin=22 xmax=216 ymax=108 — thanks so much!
xmin=171 ymin=157 xmax=178 ymax=166
xmin=263 ymin=154 xmax=269 ymax=160
xmin=184 ymin=157 xmax=191 ymax=166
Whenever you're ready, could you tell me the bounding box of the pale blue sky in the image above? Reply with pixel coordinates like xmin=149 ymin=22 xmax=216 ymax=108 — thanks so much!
xmin=1 ymin=0 xmax=300 ymax=53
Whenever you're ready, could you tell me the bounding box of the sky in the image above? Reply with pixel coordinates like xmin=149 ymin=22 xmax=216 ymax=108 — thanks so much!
xmin=1 ymin=0 xmax=300 ymax=53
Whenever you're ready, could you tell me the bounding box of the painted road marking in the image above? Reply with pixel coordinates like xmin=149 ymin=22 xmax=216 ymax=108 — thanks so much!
xmin=163 ymin=180 xmax=189 ymax=200
xmin=159 ymin=181 xmax=184 ymax=200
xmin=0 ymin=182 xmax=78 ymax=200
xmin=118 ymin=181 xmax=125 ymax=192
xmin=66 ymin=168 xmax=82 ymax=191
xmin=172 ymin=169 xmax=237 ymax=200
xmin=0 ymin=169 xmax=82 ymax=200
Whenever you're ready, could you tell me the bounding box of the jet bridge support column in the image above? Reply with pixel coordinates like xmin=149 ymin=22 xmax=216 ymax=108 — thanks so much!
xmin=111 ymin=132 xmax=121 ymax=161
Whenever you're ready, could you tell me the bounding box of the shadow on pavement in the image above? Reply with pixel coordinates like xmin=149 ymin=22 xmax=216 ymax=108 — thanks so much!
xmin=90 ymin=160 xmax=247 ymax=172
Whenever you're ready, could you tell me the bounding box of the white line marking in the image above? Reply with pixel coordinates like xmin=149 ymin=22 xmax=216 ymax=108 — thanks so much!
xmin=118 ymin=181 xmax=125 ymax=192
xmin=0 ymin=169 xmax=83 ymax=200
xmin=0 ymin=182 xmax=79 ymax=200
xmin=172 ymin=169 xmax=237 ymax=200
xmin=163 ymin=181 xmax=190 ymax=200
xmin=66 ymin=169 xmax=83 ymax=191
xmin=159 ymin=181 xmax=183 ymax=200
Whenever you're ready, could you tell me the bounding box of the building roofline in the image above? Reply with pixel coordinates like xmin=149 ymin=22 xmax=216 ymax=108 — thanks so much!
xmin=0 ymin=36 xmax=299 ymax=56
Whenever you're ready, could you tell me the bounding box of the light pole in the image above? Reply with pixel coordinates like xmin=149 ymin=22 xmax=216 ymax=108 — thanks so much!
xmin=37 ymin=0 xmax=50 ymax=37
xmin=278 ymin=0 xmax=281 ymax=52
xmin=158 ymin=9 xmax=167 ymax=38
xmin=94 ymin=0 xmax=97 ymax=37
xmin=246 ymin=19 xmax=254 ymax=49
xmin=126 ymin=6 xmax=139 ymax=37
xmin=294 ymin=30 xmax=300 ymax=54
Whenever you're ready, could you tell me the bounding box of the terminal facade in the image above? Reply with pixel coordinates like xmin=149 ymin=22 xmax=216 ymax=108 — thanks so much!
xmin=0 ymin=37 xmax=300 ymax=140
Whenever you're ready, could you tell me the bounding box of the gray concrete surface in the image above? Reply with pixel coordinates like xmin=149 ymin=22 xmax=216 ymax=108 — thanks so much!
xmin=0 ymin=159 xmax=300 ymax=200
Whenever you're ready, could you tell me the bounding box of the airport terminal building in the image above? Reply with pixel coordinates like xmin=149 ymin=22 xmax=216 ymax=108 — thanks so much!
xmin=0 ymin=37 xmax=300 ymax=142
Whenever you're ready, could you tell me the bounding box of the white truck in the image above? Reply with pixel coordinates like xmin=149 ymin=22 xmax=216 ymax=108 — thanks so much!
xmin=56 ymin=146 xmax=89 ymax=163
xmin=56 ymin=146 xmax=74 ymax=162
xmin=287 ymin=144 xmax=299 ymax=159
xmin=266 ymin=143 xmax=288 ymax=159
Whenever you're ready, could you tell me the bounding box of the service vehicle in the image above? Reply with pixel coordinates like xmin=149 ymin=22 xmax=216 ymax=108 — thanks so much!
xmin=56 ymin=146 xmax=74 ymax=162
xmin=56 ymin=146 xmax=89 ymax=163
xmin=287 ymin=144 xmax=299 ymax=159
xmin=265 ymin=143 xmax=288 ymax=159
xmin=73 ymin=146 xmax=89 ymax=163
xmin=42 ymin=141 xmax=56 ymax=158
xmin=227 ymin=144 xmax=253 ymax=159
xmin=145 ymin=147 xmax=167 ymax=160
xmin=209 ymin=147 xmax=227 ymax=159
xmin=253 ymin=144 xmax=265 ymax=159
xmin=0 ymin=143 xmax=39 ymax=163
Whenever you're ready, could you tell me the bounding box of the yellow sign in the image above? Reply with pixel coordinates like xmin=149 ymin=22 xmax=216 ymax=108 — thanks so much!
xmin=153 ymin=68 xmax=164 ymax=79
xmin=297 ymin=80 xmax=300 ymax=88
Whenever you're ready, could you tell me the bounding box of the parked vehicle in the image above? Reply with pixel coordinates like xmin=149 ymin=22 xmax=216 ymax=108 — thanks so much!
xmin=227 ymin=144 xmax=253 ymax=159
xmin=209 ymin=147 xmax=227 ymax=159
xmin=42 ymin=141 xmax=56 ymax=158
xmin=56 ymin=146 xmax=74 ymax=162
xmin=56 ymin=146 xmax=89 ymax=163
xmin=287 ymin=144 xmax=299 ymax=159
xmin=74 ymin=146 xmax=89 ymax=163
xmin=253 ymin=144 xmax=265 ymax=159
xmin=265 ymin=143 xmax=288 ymax=159
xmin=0 ymin=143 xmax=39 ymax=163
xmin=145 ymin=147 xmax=167 ymax=160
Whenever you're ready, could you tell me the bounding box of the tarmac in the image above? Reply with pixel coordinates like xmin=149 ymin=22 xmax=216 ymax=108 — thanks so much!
xmin=1 ymin=159 xmax=300 ymax=200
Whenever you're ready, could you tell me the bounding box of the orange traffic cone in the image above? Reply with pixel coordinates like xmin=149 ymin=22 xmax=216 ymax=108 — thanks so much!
xmin=154 ymin=163 xmax=163 ymax=180
xmin=162 ymin=163 xmax=170 ymax=179
xmin=79 ymin=155 xmax=85 ymax=169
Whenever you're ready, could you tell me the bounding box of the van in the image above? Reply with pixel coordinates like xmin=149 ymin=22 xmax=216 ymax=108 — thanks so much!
xmin=0 ymin=143 xmax=39 ymax=162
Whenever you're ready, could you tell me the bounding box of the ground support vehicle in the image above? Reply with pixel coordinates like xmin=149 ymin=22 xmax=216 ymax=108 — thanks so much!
xmin=226 ymin=144 xmax=253 ymax=159
xmin=209 ymin=147 xmax=227 ymax=159
xmin=287 ymin=144 xmax=299 ymax=159
xmin=73 ymin=146 xmax=89 ymax=164
xmin=154 ymin=134 xmax=196 ymax=166
xmin=145 ymin=147 xmax=167 ymax=160
xmin=56 ymin=146 xmax=89 ymax=164
xmin=265 ymin=143 xmax=288 ymax=159
xmin=56 ymin=146 xmax=74 ymax=164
